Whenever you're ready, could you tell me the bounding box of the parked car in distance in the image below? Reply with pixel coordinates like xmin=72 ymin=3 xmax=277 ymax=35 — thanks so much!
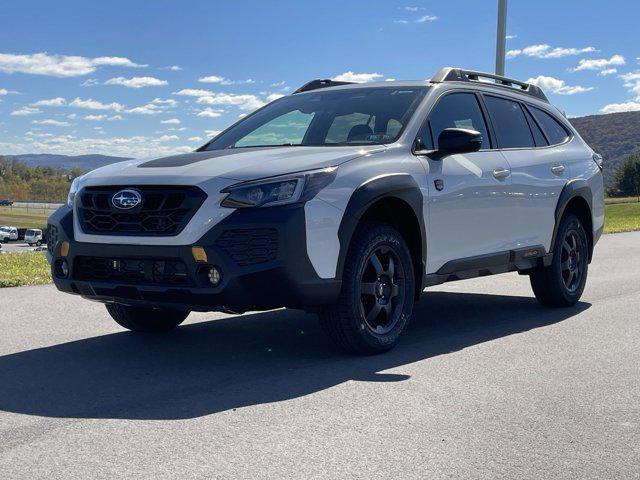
xmin=0 ymin=199 xmax=14 ymax=206
xmin=47 ymin=67 xmax=605 ymax=355
xmin=0 ymin=226 xmax=18 ymax=243
xmin=25 ymin=228 xmax=44 ymax=246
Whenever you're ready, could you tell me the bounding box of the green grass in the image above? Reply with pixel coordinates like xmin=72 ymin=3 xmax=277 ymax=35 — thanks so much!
xmin=0 ymin=207 xmax=50 ymax=228
xmin=604 ymin=201 xmax=640 ymax=234
xmin=605 ymin=196 xmax=640 ymax=205
xmin=0 ymin=251 xmax=52 ymax=287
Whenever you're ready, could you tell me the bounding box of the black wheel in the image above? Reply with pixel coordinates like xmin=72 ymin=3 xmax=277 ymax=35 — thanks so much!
xmin=320 ymin=222 xmax=415 ymax=355
xmin=530 ymin=214 xmax=589 ymax=307
xmin=105 ymin=303 xmax=189 ymax=332
xmin=28 ymin=243 xmax=33 ymax=247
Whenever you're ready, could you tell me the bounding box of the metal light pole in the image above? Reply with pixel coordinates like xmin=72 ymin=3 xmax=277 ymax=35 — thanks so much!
xmin=495 ymin=0 xmax=508 ymax=76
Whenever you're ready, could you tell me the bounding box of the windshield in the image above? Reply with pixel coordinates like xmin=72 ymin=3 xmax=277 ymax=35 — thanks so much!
xmin=26 ymin=229 xmax=38 ymax=235
xmin=201 ymin=86 xmax=428 ymax=150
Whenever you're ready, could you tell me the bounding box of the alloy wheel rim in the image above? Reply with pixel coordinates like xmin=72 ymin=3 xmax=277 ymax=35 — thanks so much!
xmin=359 ymin=245 xmax=405 ymax=335
xmin=561 ymin=229 xmax=584 ymax=293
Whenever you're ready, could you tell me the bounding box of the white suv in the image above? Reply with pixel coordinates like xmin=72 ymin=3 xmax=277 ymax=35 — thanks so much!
xmin=47 ymin=68 xmax=604 ymax=354
xmin=1 ymin=226 xmax=18 ymax=243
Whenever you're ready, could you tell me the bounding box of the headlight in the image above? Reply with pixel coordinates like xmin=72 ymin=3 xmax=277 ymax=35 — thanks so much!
xmin=67 ymin=176 xmax=82 ymax=207
xmin=221 ymin=167 xmax=337 ymax=208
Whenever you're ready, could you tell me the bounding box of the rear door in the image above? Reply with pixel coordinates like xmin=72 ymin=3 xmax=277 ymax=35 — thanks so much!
xmin=482 ymin=95 xmax=569 ymax=251
xmin=417 ymin=91 xmax=517 ymax=273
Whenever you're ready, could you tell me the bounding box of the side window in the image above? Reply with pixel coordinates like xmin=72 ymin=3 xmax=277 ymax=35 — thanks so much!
xmin=484 ymin=95 xmax=534 ymax=148
xmin=523 ymin=107 xmax=548 ymax=147
xmin=425 ymin=92 xmax=490 ymax=150
xmin=530 ymin=106 xmax=570 ymax=145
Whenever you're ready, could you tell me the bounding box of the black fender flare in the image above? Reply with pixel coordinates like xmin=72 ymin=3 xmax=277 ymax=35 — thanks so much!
xmin=551 ymin=179 xmax=594 ymax=259
xmin=335 ymin=173 xmax=426 ymax=286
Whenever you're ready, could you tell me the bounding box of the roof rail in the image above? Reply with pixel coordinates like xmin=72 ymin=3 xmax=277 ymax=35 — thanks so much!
xmin=431 ymin=67 xmax=549 ymax=102
xmin=292 ymin=79 xmax=354 ymax=94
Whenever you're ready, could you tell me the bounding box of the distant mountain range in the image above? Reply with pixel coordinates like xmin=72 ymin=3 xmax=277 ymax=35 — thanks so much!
xmin=4 ymin=110 xmax=640 ymax=187
xmin=5 ymin=153 xmax=132 ymax=171
xmin=569 ymin=111 xmax=640 ymax=186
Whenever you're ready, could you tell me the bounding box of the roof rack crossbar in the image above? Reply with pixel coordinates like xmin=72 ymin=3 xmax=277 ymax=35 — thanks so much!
xmin=292 ymin=79 xmax=354 ymax=94
xmin=431 ymin=67 xmax=549 ymax=102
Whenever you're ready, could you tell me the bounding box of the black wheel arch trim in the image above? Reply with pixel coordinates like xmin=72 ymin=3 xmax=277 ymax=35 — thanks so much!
xmin=551 ymin=179 xmax=594 ymax=261
xmin=336 ymin=174 xmax=426 ymax=293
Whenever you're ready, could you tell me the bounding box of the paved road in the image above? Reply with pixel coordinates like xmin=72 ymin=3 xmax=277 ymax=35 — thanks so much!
xmin=1 ymin=232 xmax=639 ymax=479
xmin=1 ymin=242 xmax=44 ymax=254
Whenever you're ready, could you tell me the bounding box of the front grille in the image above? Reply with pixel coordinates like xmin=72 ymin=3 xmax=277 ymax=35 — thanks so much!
xmin=77 ymin=185 xmax=207 ymax=236
xmin=214 ymin=228 xmax=278 ymax=266
xmin=47 ymin=224 xmax=58 ymax=254
xmin=74 ymin=256 xmax=191 ymax=286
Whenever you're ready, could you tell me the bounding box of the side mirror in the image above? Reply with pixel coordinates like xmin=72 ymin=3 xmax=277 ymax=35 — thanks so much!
xmin=437 ymin=128 xmax=483 ymax=155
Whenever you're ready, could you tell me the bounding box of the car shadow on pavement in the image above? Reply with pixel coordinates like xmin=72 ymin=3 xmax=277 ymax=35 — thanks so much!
xmin=0 ymin=291 xmax=590 ymax=420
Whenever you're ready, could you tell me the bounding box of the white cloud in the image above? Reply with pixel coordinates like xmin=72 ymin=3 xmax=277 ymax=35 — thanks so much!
xmin=416 ymin=15 xmax=437 ymax=23
xmin=599 ymin=68 xmax=617 ymax=76
xmin=507 ymin=44 xmax=596 ymax=59
xmin=160 ymin=118 xmax=181 ymax=124
xmin=188 ymin=136 xmax=202 ymax=141
xmin=198 ymin=75 xmax=254 ymax=85
xmin=271 ymin=81 xmax=286 ymax=87
xmin=394 ymin=20 xmax=409 ymax=24
xmin=105 ymin=76 xmax=168 ymax=88
xmin=150 ymin=97 xmax=178 ymax=107
xmin=174 ymin=88 xmax=215 ymax=97
xmin=84 ymin=114 xmax=107 ymax=121
xmin=527 ymin=75 xmax=594 ymax=95
xmin=572 ymin=55 xmax=625 ymax=71
xmin=332 ymin=71 xmax=384 ymax=83
xmin=81 ymin=78 xmax=99 ymax=87
xmin=70 ymin=97 xmax=125 ymax=111
xmin=32 ymin=119 xmax=71 ymax=126
xmin=108 ymin=115 xmax=123 ymax=121
xmin=162 ymin=65 xmax=182 ymax=71
xmin=11 ymin=133 xmax=193 ymax=157
xmin=266 ymin=93 xmax=285 ymax=102
xmin=158 ymin=134 xmax=179 ymax=142
xmin=195 ymin=93 xmax=265 ymax=111
xmin=0 ymin=52 xmax=145 ymax=77
xmin=404 ymin=6 xmax=421 ymax=11
xmin=600 ymin=101 xmax=640 ymax=114
xmin=205 ymin=130 xmax=222 ymax=138
xmin=127 ymin=104 xmax=162 ymax=115
xmin=506 ymin=34 xmax=517 ymax=39
xmin=197 ymin=107 xmax=224 ymax=118
xmin=31 ymin=97 xmax=67 ymax=107
xmin=620 ymin=71 xmax=640 ymax=100
xmin=11 ymin=106 xmax=42 ymax=116
xmin=0 ymin=88 xmax=18 ymax=95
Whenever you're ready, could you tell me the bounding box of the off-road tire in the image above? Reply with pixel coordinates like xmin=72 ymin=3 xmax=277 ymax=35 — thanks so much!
xmin=530 ymin=214 xmax=589 ymax=307
xmin=320 ymin=222 xmax=415 ymax=355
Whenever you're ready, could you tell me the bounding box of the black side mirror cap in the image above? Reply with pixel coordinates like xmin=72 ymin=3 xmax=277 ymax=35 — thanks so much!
xmin=437 ymin=128 xmax=483 ymax=155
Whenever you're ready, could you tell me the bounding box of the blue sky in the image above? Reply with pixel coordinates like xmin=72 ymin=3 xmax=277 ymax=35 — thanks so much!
xmin=1 ymin=0 xmax=638 ymax=158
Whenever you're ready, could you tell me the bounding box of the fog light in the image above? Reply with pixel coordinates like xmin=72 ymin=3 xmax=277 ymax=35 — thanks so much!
xmin=207 ymin=266 xmax=222 ymax=286
xmin=54 ymin=258 xmax=69 ymax=278
xmin=61 ymin=260 xmax=69 ymax=278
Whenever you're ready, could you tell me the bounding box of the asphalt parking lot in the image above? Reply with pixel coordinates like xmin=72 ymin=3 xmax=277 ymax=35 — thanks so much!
xmin=0 ymin=232 xmax=639 ymax=479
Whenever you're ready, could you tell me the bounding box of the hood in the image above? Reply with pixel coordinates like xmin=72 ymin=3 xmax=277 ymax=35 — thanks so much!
xmin=80 ymin=145 xmax=386 ymax=185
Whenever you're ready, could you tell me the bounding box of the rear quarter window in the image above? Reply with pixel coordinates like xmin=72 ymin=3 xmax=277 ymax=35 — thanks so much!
xmin=529 ymin=106 xmax=570 ymax=145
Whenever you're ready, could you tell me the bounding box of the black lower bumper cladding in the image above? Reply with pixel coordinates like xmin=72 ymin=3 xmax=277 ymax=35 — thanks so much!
xmin=48 ymin=205 xmax=340 ymax=312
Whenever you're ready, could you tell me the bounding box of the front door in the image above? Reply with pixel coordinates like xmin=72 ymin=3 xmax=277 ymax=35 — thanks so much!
xmin=417 ymin=91 xmax=515 ymax=273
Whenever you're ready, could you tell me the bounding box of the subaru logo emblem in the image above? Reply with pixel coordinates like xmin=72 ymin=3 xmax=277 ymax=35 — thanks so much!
xmin=112 ymin=189 xmax=142 ymax=209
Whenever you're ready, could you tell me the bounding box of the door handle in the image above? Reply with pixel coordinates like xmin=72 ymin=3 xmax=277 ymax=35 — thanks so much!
xmin=492 ymin=167 xmax=511 ymax=180
xmin=551 ymin=163 xmax=565 ymax=175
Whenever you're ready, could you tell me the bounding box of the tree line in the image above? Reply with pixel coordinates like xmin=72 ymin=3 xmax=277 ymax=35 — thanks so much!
xmin=0 ymin=156 xmax=82 ymax=203
xmin=608 ymin=154 xmax=640 ymax=200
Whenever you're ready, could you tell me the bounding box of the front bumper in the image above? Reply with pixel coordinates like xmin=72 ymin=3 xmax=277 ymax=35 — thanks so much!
xmin=47 ymin=205 xmax=340 ymax=312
